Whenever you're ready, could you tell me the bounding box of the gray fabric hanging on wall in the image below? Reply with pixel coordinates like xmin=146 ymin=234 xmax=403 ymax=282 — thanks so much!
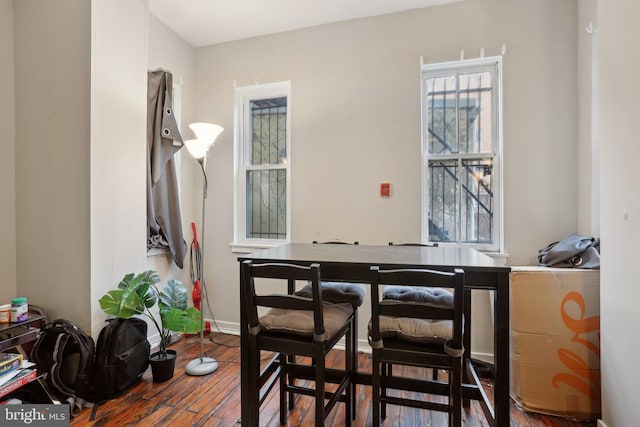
xmin=147 ymin=69 xmax=188 ymax=268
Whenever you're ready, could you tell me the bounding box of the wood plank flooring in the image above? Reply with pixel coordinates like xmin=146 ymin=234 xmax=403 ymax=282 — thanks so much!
xmin=71 ymin=332 xmax=598 ymax=426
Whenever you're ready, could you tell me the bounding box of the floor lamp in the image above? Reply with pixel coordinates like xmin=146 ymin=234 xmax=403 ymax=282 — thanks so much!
xmin=184 ymin=122 xmax=224 ymax=376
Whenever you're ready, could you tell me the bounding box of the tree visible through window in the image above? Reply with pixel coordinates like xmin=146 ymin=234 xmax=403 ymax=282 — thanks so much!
xmin=235 ymin=82 xmax=291 ymax=247
xmin=422 ymin=58 xmax=502 ymax=251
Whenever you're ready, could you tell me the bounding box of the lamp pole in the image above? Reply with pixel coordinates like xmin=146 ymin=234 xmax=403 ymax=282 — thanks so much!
xmin=185 ymin=154 xmax=219 ymax=376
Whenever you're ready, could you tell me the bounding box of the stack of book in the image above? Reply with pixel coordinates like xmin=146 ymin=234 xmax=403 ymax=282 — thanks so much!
xmin=0 ymin=352 xmax=36 ymax=400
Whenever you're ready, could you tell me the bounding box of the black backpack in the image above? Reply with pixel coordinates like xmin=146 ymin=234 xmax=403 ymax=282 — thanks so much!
xmin=31 ymin=319 xmax=95 ymax=414
xmin=92 ymin=318 xmax=150 ymax=401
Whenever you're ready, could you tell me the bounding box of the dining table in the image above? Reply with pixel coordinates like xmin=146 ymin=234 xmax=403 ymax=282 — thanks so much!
xmin=238 ymin=243 xmax=511 ymax=427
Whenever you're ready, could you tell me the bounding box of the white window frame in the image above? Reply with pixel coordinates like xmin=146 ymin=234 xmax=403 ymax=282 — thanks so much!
xmin=232 ymin=81 xmax=291 ymax=252
xmin=420 ymin=56 xmax=503 ymax=253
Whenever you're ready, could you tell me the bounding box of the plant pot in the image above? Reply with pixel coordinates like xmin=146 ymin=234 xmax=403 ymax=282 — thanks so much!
xmin=149 ymin=349 xmax=177 ymax=382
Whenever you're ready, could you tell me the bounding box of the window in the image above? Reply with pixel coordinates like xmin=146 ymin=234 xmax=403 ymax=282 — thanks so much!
xmin=234 ymin=82 xmax=291 ymax=249
xmin=421 ymin=57 xmax=502 ymax=252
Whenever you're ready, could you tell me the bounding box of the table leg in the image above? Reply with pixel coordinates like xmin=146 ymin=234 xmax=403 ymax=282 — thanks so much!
xmin=494 ymin=272 xmax=510 ymax=427
xmin=239 ymin=264 xmax=257 ymax=426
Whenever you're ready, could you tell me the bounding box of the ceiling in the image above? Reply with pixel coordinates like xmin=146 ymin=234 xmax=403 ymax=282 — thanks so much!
xmin=149 ymin=0 xmax=461 ymax=48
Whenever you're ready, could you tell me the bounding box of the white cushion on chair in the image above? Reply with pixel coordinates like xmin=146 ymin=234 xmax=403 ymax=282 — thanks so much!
xmin=375 ymin=301 xmax=454 ymax=344
xmin=260 ymin=302 xmax=353 ymax=341
xmin=378 ymin=316 xmax=453 ymax=343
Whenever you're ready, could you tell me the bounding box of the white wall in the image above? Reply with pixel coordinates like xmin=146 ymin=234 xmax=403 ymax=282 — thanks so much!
xmin=598 ymin=0 xmax=640 ymax=425
xmin=194 ymin=0 xmax=579 ymax=356
xmin=0 ymin=0 xmax=17 ymax=304
xmin=577 ymin=0 xmax=599 ymax=237
xmin=89 ymin=0 xmax=150 ymax=337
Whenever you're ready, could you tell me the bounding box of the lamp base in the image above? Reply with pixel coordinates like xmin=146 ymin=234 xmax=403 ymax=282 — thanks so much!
xmin=185 ymin=356 xmax=218 ymax=376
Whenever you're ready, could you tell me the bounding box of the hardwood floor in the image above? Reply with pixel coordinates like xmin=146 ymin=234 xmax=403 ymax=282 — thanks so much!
xmin=71 ymin=332 xmax=598 ymax=426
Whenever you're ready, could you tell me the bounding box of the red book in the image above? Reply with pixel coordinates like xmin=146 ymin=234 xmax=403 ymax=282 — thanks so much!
xmin=0 ymin=369 xmax=37 ymax=399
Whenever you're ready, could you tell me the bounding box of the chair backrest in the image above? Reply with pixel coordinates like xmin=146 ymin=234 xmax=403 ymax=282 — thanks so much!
xmin=369 ymin=267 xmax=465 ymax=353
xmin=241 ymin=260 xmax=326 ymax=338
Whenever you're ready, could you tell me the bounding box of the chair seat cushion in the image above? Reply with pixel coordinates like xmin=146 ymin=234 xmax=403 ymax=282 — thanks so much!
xmin=295 ymin=282 xmax=366 ymax=307
xmin=382 ymin=285 xmax=453 ymax=306
xmin=371 ymin=302 xmax=453 ymax=344
xmin=260 ymin=302 xmax=353 ymax=341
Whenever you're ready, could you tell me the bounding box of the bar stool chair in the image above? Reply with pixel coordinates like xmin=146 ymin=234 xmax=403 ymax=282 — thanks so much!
xmin=241 ymin=260 xmax=354 ymax=427
xmin=368 ymin=266 xmax=466 ymax=427
xmin=386 ymin=242 xmax=442 ymax=381
xmin=294 ymin=240 xmax=366 ymax=417
xmin=386 ymin=242 xmax=473 ymax=398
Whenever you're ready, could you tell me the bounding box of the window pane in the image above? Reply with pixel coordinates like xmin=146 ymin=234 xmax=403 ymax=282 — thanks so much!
xmin=426 ymin=75 xmax=458 ymax=154
xmin=458 ymin=72 xmax=493 ymax=154
xmin=428 ymin=160 xmax=458 ymax=242
xmin=426 ymin=71 xmax=493 ymax=155
xmin=461 ymin=159 xmax=493 ymax=244
xmin=250 ymin=97 xmax=287 ymax=165
xmin=246 ymin=169 xmax=287 ymax=239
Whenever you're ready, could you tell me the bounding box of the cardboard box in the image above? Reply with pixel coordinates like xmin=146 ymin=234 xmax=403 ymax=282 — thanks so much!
xmin=510 ymin=267 xmax=600 ymax=420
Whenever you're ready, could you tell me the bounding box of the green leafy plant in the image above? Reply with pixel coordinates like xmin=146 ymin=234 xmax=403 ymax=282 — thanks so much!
xmin=99 ymin=270 xmax=201 ymax=359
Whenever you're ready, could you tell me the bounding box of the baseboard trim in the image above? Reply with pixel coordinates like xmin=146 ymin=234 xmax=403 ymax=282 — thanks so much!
xmin=597 ymin=420 xmax=608 ymax=427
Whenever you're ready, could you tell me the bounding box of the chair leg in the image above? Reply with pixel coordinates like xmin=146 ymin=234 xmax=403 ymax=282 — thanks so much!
xmin=449 ymin=360 xmax=462 ymax=427
xmin=278 ymin=354 xmax=287 ymax=424
xmin=287 ymin=354 xmax=296 ymax=410
xmin=462 ymin=289 xmax=472 ymax=409
xmin=345 ymin=325 xmax=353 ymax=426
xmin=315 ymin=351 xmax=326 ymax=427
xmin=372 ymin=351 xmax=381 ymax=427
xmin=351 ymin=312 xmax=358 ymax=419
xmin=381 ymin=362 xmax=389 ymax=419
xmin=247 ymin=338 xmax=261 ymax=425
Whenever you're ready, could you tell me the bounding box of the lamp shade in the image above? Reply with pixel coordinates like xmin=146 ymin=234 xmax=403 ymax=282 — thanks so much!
xmin=184 ymin=123 xmax=224 ymax=159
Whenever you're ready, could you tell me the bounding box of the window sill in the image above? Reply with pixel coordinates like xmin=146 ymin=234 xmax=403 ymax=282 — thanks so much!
xmin=230 ymin=242 xmax=282 ymax=254
xmin=483 ymin=252 xmax=509 ymax=264
xmin=147 ymin=247 xmax=170 ymax=257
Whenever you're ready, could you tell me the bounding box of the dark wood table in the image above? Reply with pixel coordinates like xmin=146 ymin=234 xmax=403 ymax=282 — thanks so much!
xmin=238 ymin=243 xmax=511 ymax=427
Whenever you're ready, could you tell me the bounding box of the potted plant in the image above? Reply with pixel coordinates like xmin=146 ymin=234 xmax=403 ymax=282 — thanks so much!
xmin=98 ymin=270 xmax=201 ymax=382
